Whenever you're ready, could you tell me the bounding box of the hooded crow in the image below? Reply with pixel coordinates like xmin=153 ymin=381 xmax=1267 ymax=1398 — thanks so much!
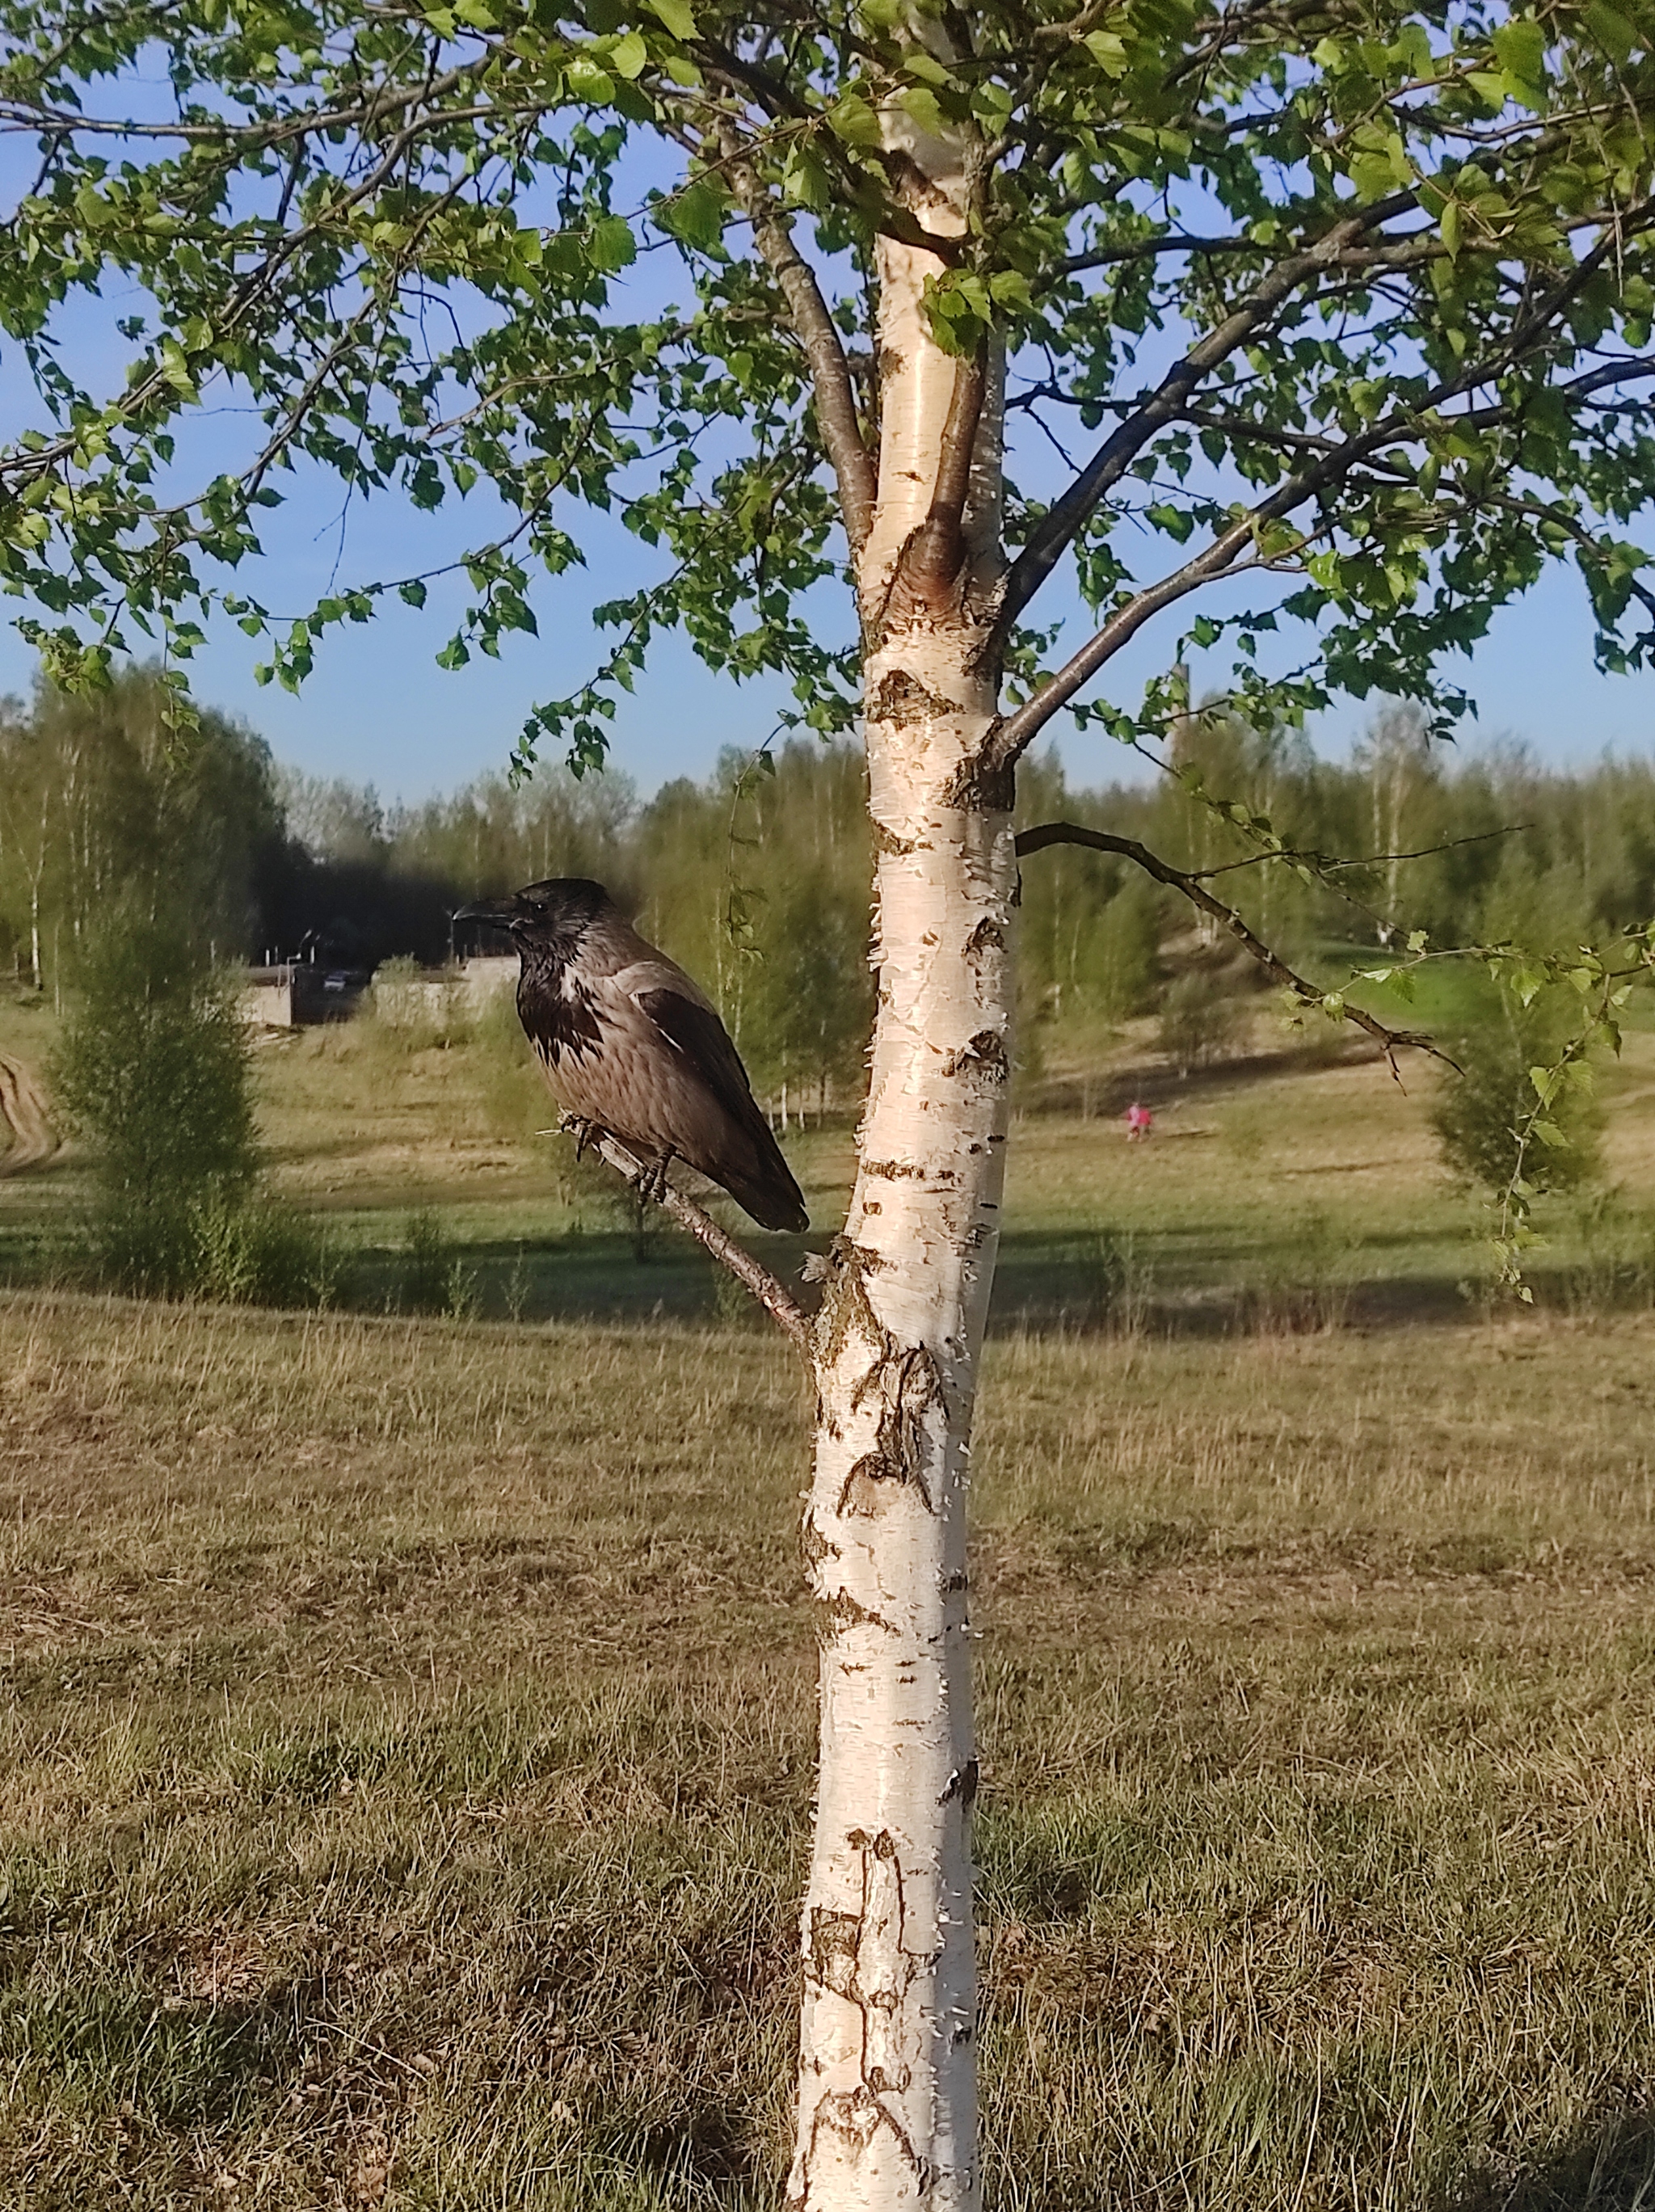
xmin=454 ymin=878 xmax=808 ymax=1233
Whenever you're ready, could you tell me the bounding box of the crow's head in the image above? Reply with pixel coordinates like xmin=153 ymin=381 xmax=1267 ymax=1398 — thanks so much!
xmin=455 ymin=878 xmax=610 ymax=954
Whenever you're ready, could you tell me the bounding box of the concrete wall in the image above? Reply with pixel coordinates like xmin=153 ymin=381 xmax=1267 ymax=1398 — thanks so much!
xmin=371 ymin=956 xmax=518 ymax=1027
xmin=243 ymin=954 xmax=516 ymax=1030
xmin=240 ymin=971 xmax=297 ymax=1028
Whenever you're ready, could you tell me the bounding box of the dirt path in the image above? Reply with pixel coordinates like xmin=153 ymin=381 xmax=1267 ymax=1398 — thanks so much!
xmin=0 ymin=1051 xmax=58 ymax=1173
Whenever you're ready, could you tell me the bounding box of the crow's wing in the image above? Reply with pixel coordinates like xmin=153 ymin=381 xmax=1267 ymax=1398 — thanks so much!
xmin=633 ymin=984 xmax=768 ymax=1139
xmin=630 ymin=980 xmax=808 ymax=1232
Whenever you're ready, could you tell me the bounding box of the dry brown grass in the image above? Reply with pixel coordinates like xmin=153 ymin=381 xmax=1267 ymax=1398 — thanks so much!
xmin=4 ymin=1292 xmax=1655 ymax=2206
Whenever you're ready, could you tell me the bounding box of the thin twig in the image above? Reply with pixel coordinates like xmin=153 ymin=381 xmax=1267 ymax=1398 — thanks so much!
xmin=558 ymin=1116 xmax=814 ymax=1355
xmin=1192 ymin=823 xmax=1530 ymax=880
xmin=1013 ymin=822 xmax=1455 ymax=1078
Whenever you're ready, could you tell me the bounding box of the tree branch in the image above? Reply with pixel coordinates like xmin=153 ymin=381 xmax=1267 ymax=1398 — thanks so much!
xmin=1013 ymin=824 xmax=1451 ymax=1075
xmin=1000 ymin=177 xmax=1655 ymax=651
xmin=1060 ymin=226 xmax=1438 ymax=276
xmin=1194 ymin=822 xmax=1527 ymax=880
xmin=993 ymin=194 xmax=1415 ymax=636
xmin=987 ymin=514 xmax=1269 ymax=770
xmin=1062 ymin=230 xmax=1265 ymax=273
xmin=897 ymin=346 xmax=988 ymax=594
xmin=719 ymin=137 xmax=877 ymax=557
xmin=983 ymin=203 xmax=1655 ymax=778
xmin=561 ymin=1117 xmax=814 ymax=1354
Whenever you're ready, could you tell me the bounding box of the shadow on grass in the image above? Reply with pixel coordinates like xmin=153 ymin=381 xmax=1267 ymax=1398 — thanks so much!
xmin=1450 ymin=2112 xmax=1655 ymax=2210
xmin=1 ymin=1975 xmax=314 ymax=2127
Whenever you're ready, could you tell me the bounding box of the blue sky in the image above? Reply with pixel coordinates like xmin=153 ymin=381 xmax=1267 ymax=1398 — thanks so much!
xmin=0 ymin=465 xmax=1648 ymax=803
xmin=0 ymin=519 xmax=1637 ymax=802
xmin=2 ymin=116 xmax=1652 ymax=803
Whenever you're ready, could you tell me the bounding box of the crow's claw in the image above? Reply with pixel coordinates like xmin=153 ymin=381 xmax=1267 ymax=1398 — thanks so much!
xmin=560 ymin=1113 xmax=600 ymax=1161
xmin=636 ymin=1146 xmax=676 ymax=1206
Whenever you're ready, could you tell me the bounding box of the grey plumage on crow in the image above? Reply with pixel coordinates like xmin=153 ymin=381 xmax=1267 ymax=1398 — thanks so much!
xmin=454 ymin=878 xmax=808 ymax=1233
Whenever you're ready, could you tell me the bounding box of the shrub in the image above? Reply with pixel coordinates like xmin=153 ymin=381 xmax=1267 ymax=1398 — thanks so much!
xmin=1157 ymin=971 xmax=1240 ymax=1077
xmin=51 ymin=905 xmax=338 ymax=1306
xmin=364 ymin=954 xmax=470 ymax=1054
xmin=193 ymin=1199 xmax=343 ymax=1308
xmin=474 ymin=984 xmax=549 ymax=1142
xmin=52 ymin=909 xmax=259 ymax=1295
xmin=1431 ymin=1002 xmax=1602 ymax=1199
xmin=53 ymin=911 xmax=256 ymax=1199
xmin=398 ymin=1208 xmax=475 ymax=1317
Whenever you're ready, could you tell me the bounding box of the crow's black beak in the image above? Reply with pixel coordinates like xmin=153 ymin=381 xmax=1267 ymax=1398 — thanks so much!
xmin=453 ymin=894 xmax=525 ymax=933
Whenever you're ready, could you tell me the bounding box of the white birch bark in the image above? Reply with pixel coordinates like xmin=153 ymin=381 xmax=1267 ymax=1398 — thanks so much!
xmin=788 ymin=96 xmax=1013 ymax=2212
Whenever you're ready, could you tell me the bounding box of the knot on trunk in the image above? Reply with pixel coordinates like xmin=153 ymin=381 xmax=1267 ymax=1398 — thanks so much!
xmin=939 ymin=746 xmax=1015 ymax=814
xmin=840 ymin=1343 xmax=944 ymax=1516
xmin=812 ymin=1586 xmax=897 ymax=1644
xmin=870 ymin=668 xmax=959 ymax=728
xmin=941 ymin=1028 xmax=1009 ymax=1084
xmin=813 ymin=1237 xmax=889 ymax=1372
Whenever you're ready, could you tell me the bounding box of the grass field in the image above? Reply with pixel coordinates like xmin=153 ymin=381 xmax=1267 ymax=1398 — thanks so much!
xmin=4 ymin=991 xmax=1653 ymax=1326
xmin=3 ymin=996 xmax=1655 ymax=2206
xmin=5 ymin=1298 xmax=1655 ymax=2208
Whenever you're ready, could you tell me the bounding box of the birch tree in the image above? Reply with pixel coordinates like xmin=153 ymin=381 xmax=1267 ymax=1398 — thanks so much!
xmin=6 ymin=1 xmax=1655 ymax=2198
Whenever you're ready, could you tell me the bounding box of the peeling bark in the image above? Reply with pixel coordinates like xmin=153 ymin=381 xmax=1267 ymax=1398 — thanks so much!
xmin=789 ymin=98 xmax=1009 ymax=2212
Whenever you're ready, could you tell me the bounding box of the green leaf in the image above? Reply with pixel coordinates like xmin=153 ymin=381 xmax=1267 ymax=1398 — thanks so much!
xmin=586 ymin=214 xmax=637 ymax=272
xmin=1146 ymin=503 xmax=1194 ymax=541
xmin=1080 ymin=28 xmax=1129 ymax=74
xmin=828 ymin=93 xmax=883 ymax=146
xmin=897 ymin=84 xmax=950 ymax=137
xmin=566 ymin=54 xmax=616 ymax=101
xmin=1491 ymin=19 xmax=1546 ymax=92
xmin=644 ymin=0 xmax=697 ymax=37
xmin=781 ymin=145 xmax=834 ymax=213
xmin=657 ymin=176 xmax=729 ymax=253
xmin=1585 ymin=0 xmax=1636 ymax=62
xmin=606 ymin=29 xmax=647 ymax=78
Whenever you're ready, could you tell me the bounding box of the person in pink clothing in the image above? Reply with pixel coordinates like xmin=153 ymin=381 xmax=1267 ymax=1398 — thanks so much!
xmin=1125 ymin=1101 xmax=1153 ymax=1140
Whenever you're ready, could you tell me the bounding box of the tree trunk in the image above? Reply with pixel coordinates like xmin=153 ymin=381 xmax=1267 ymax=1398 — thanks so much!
xmin=788 ymin=132 xmax=1013 ymax=2210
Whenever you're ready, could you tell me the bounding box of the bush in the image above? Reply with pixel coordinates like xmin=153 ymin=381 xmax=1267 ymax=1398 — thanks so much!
xmin=51 ymin=905 xmax=337 ymax=1306
xmin=364 ymin=954 xmax=470 ymax=1054
xmin=53 ymin=910 xmax=256 ymax=1203
xmin=1431 ymin=1003 xmax=1602 ymax=1199
xmin=52 ymin=909 xmax=259 ymax=1295
xmin=474 ymin=985 xmax=549 ymax=1143
xmin=1562 ymin=1189 xmax=1655 ymax=1315
xmin=193 ymin=1199 xmax=343 ymax=1308
xmin=1157 ymin=971 xmax=1241 ymax=1077
xmin=397 ymin=1209 xmax=476 ymax=1317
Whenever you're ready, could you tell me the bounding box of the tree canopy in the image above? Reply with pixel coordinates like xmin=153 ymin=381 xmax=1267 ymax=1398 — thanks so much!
xmin=4 ymin=0 xmax=1655 ymax=773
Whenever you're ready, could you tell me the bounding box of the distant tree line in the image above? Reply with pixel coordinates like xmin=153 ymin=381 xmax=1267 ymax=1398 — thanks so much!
xmin=5 ymin=667 xmax=1655 ymax=1116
